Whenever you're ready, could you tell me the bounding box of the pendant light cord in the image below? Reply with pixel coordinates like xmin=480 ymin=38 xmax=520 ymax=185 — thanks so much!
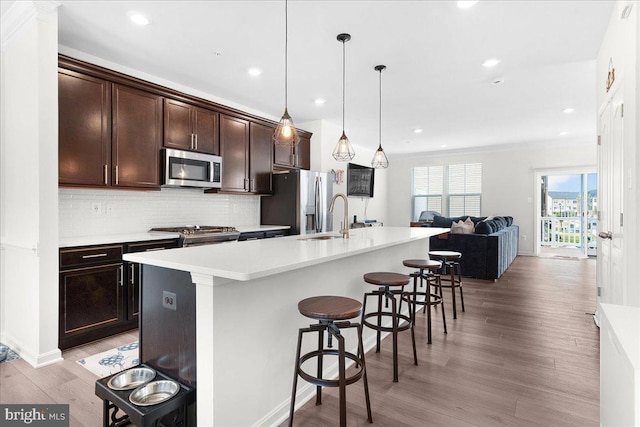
xmin=284 ymin=0 xmax=288 ymax=109
xmin=342 ymin=39 xmax=346 ymax=131
xmin=378 ymin=68 xmax=382 ymax=149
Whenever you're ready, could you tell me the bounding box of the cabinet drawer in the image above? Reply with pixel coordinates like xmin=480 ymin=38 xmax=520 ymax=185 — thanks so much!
xmin=126 ymin=239 xmax=180 ymax=253
xmin=265 ymin=229 xmax=289 ymax=238
xmin=60 ymin=245 xmax=123 ymax=269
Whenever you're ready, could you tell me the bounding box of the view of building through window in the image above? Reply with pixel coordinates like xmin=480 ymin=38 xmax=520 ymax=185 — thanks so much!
xmin=540 ymin=173 xmax=597 ymax=256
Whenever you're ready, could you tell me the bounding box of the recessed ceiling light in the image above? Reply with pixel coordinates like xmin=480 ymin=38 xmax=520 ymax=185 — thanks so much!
xmin=248 ymin=68 xmax=262 ymax=77
xmin=440 ymin=144 xmax=447 ymax=148
xmin=562 ymin=107 xmax=575 ymax=113
xmin=482 ymin=58 xmax=501 ymax=68
xmin=559 ymin=131 xmax=569 ymax=136
xmin=128 ymin=12 xmax=150 ymax=26
xmin=414 ymin=128 xmax=423 ymax=134
xmin=457 ymin=1 xmax=479 ymax=9
xmin=314 ymin=98 xmax=326 ymax=105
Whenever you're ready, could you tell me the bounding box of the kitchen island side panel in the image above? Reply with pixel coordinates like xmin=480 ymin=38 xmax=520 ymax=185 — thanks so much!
xmin=141 ymin=265 xmax=196 ymax=388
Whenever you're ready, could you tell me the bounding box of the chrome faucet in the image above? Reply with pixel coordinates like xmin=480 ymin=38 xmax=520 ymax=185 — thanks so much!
xmin=329 ymin=193 xmax=349 ymax=239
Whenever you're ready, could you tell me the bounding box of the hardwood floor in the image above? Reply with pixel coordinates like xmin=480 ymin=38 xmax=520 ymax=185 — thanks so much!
xmin=0 ymin=330 xmax=138 ymax=426
xmin=285 ymin=256 xmax=599 ymax=427
xmin=0 ymin=256 xmax=598 ymax=426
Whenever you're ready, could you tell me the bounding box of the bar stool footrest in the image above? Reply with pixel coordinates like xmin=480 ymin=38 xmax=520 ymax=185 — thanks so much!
xmin=362 ymin=312 xmax=412 ymax=333
xmin=297 ymin=349 xmax=365 ymax=388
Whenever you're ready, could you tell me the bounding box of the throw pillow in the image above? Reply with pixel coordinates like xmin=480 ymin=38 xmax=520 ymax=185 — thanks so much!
xmin=451 ymin=218 xmax=474 ymax=234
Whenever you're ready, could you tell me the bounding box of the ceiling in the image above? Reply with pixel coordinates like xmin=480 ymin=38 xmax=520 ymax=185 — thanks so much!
xmin=4 ymin=1 xmax=615 ymax=156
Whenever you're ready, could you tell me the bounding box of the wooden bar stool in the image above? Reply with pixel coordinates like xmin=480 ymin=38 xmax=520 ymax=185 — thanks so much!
xmin=361 ymin=272 xmax=416 ymax=382
xmin=428 ymin=250 xmax=465 ymax=319
xmin=289 ymin=296 xmax=372 ymax=427
xmin=402 ymin=259 xmax=447 ymax=344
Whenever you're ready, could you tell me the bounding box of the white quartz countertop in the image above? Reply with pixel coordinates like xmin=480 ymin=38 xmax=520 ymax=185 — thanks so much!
xmin=59 ymin=232 xmax=181 ymax=248
xmin=124 ymin=226 xmax=448 ymax=281
xmin=59 ymin=225 xmax=290 ymax=247
xmin=236 ymin=225 xmax=290 ymax=233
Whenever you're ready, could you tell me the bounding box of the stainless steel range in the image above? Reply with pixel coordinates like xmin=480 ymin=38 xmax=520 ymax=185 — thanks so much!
xmin=150 ymin=225 xmax=240 ymax=247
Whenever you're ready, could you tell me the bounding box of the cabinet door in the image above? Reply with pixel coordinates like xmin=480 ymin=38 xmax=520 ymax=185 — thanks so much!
xmin=219 ymin=114 xmax=249 ymax=192
xmin=296 ymin=135 xmax=311 ymax=170
xmin=194 ymin=107 xmax=219 ymax=154
xmin=112 ymin=84 xmax=163 ymax=188
xmin=58 ymin=70 xmax=111 ymax=187
xmin=249 ymin=122 xmax=273 ymax=193
xmin=128 ymin=262 xmax=141 ymax=321
xmin=59 ymin=264 xmax=123 ymax=348
xmin=164 ymin=98 xmax=194 ymax=151
xmin=274 ymin=140 xmax=295 ymax=168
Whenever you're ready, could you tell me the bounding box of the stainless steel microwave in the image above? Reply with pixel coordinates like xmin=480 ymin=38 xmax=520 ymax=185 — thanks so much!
xmin=162 ymin=148 xmax=222 ymax=188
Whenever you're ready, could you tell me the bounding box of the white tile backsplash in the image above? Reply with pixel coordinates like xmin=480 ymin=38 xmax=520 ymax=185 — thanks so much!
xmin=59 ymin=188 xmax=261 ymax=238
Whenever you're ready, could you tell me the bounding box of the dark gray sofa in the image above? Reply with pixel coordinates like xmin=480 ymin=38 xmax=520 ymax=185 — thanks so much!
xmin=427 ymin=215 xmax=519 ymax=280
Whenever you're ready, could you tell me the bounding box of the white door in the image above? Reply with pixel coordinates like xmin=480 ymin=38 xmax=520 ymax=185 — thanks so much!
xmin=596 ymin=83 xmax=625 ymax=323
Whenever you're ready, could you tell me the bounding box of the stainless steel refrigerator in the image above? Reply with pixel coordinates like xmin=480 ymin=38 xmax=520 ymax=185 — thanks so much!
xmin=261 ymin=170 xmax=333 ymax=235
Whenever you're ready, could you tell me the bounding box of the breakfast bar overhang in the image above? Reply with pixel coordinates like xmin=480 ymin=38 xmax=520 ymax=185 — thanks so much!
xmin=124 ymin=226 xmax=447 ymax=426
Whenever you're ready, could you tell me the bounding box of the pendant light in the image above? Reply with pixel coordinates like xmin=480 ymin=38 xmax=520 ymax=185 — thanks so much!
xmin=273 ymin=0 xmax=300 ymax=146
xmin=332 ymin=33 xmax=356 ymax=161
xmin=371 ymin=65 xmax=389 ymax=168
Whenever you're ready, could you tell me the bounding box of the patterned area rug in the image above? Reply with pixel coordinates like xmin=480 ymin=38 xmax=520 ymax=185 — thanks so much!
xmin=0 ymin=343 xmax=20 ymax=364
xmin=77 ymin=341 xmax=139 ymax=378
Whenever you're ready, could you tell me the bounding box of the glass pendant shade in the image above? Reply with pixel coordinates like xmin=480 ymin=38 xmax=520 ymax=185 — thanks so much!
xmin=371 ymin=145 xmax=389 ymax=168
xmin=333 ymin=33 xmax=355 ymax=162
xmin=371 ymin=64 xmax=389 ymax=168
xmin=273 ymin=0 xmax=299 ymax=147
xmin=333 ymin=131 xmax=356 ymax=161
xmin=274 ymin=108 xmax=300 ymax=146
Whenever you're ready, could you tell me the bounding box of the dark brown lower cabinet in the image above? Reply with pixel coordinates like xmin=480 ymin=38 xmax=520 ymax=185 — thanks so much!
xmin=59 ymin=263 xmax=124 ymax=346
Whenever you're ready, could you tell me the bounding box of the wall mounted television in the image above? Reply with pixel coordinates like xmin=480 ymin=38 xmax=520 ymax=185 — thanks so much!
xmin=346 ymin=163 xmax=375 ymax=198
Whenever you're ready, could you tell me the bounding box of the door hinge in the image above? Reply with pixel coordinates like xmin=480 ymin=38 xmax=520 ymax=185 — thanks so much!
xmin=597 ymin=211 xmax=601 ymax=221
xmin=621 ymin=103 xmax=624 ymax=118
xmin=597 ymin=135 xmax=601 ymax=146
xmin=620 ymin=212 xmax=624 ymax=227
xmin=597 ymin=287 xmax=602 ymax=297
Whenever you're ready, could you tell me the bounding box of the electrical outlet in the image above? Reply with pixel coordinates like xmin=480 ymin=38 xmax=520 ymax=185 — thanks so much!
xmin=106 ymin=204 xmax=113 ymax=215
xmin=521 ymin=235 xmax=527 ymax=241
xmin=91 ymin=202 xmax=103 ymax=216
xmin=163 ymin=291 xmax=177 ymax=311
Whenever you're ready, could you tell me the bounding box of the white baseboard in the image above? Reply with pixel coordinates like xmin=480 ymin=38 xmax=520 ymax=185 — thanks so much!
xmin=0 ymin=332 xmax=63 ymax=368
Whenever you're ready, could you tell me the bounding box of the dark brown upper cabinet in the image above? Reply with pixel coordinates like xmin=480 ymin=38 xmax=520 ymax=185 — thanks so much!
xmin=219 ymin=114 xmax=250 ymax=192
xmin=164 ymin=98 xmax=219 ymax=154
xmin=59 ymin=69 xmax=162 ymax=190
xmin=249 ymin=122 xmax=274 ymax=194
xmin=273 ymin=133 xmax=311 ymax=170
xmin=58 ymin=69 xmax=111 ymax=187
xmin=112 ymin=84 xmax=163 ymax=189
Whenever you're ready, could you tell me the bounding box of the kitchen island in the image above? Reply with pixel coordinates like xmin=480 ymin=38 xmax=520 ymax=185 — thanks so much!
xmin=124 ymin=226 xmax=447 ymax=426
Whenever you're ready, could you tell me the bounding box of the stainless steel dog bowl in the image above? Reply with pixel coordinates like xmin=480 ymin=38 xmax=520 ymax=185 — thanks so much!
xmin=129 ymin=380 xmax=180 ymax=406
xmin=107 ymin=367 xmax=156 ymax=391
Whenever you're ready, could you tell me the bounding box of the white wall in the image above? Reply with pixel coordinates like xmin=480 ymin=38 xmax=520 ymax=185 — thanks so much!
xmin=0 ymin=1 xmax=61 ymax=367
xmin=386 ymin=142 xmax=597 ymax=255
xmin=596 ymin=0 xmax=639 ymax=308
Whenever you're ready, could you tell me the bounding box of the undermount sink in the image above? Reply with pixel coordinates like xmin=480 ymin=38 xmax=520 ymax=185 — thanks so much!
xmin=298 ymin=235 xmax=344 ymax=241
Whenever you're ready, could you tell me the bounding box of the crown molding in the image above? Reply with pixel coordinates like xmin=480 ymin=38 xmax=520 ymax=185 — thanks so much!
xmin=1 ymin=1 xmax=59 ymax=52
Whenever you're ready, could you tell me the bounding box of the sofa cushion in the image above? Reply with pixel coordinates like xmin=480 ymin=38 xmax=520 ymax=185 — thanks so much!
xmin=494 ymin=216 xmax=507 ymax=230
xmin=474 ymin=220 xmax=492 ymax=234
